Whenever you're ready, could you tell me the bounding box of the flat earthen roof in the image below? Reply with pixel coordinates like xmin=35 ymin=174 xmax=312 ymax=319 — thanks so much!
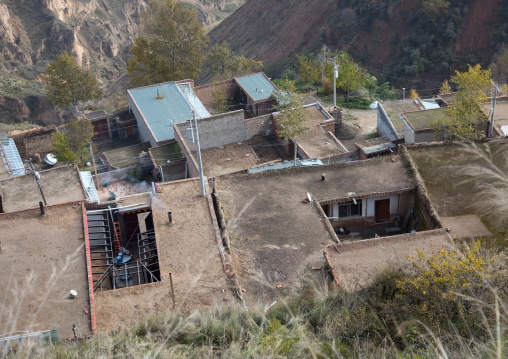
xmin=214 ymin=156 xmax=414 ymax=298
xmin=325 ymin=229 xmax=455 ymax=291
xmin=0 ymin=204 xmax=90 ymax=338
xmin=94 ymin=178 xmax=229 ymax=332
xmin=295 ymin=104 xmax=345 ymax=158
xmin=0 ymin=165 xmax=86 ymax=213
xmin=192 ymin=137 xmax=286 ymax=177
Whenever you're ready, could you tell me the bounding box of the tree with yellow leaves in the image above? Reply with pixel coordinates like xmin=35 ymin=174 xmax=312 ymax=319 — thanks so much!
xmin=390 ymin=241 xmax=498 ymax=337
xmin=432 ymin=64 xmax=491 ymax=140
xmin=439 ymin=79 xmax=452 ymax=94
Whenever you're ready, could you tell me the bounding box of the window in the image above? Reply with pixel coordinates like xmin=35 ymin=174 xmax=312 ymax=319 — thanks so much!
xmin=337 ymin=200 xmax=362 ymax=218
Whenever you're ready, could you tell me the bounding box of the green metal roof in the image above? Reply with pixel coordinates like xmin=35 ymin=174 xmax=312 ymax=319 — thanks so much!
xmin=128 ymin=82 xmax=209 ymax=142
xmin=234 ymin=73 xmax=277 ymax=102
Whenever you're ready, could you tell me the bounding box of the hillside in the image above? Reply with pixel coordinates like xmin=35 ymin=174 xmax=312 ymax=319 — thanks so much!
xmin=0 ymin=0 xmax=244 ymax=128
xmin=210 ymin=0 xmax=507 ymax=88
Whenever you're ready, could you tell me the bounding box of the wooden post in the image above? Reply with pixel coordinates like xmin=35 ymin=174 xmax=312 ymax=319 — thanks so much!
xmin=169 ymin=273 xmax=175 ymax=309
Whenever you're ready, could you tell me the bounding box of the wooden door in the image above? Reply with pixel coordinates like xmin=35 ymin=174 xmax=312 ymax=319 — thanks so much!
xmin=375 ymin=199 xmax=390 ymax=222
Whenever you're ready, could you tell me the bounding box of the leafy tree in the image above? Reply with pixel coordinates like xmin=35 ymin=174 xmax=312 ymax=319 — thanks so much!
xmin=51 ymin=119 xmax=95 ymax=167
xmin=332 ymin=51 xmax=368 ymax=102
xmin=439 ymin=79 xmax=452 ymax=94
xmin=296 ymin=53 xmax=320 ymax=93
xmin=42 ymin=52 xmax=103 ymax=119
xmin=127 ymin=0 xmax=208 ymax=86
xmin=207 ymin=41 xmax=262 ymax=80
xmin=409 ymin=89 xmax=419 ymax=99
xmin=210 ymin=82 xmax=230 ymax=114
xmin=489 ymin=45 xmax=508 ymax=81
xmin=422 ymin=0 xmax=450 ymax=23
xmin=272 ymin=79 xmax=308 ymax=166
xmin=433 ymin=64 xmax=491 ymax=140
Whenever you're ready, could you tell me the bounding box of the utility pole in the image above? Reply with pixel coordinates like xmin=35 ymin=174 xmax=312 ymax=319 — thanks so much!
xmin=403 ymin=88 xmax=406 ymax=100
xmin=333 ymin=64 xmax=339 ymax=108
xmin=89 ymin=142 xmax=99 ymax=189
xmin=26 ymin=158 xmax=47 ymax=206
xmin=490 ymin=80 xmax=500 ymax=138
xmin=191 ymin=111 xmax=206 ymax=196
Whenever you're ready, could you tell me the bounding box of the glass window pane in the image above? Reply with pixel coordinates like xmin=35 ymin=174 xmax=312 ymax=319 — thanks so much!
xmin=338 ymin=204 xmax=348 ymax=218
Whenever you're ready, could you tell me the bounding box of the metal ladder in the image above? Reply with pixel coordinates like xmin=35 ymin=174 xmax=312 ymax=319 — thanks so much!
xmin=113 ymin=221 xmax=123 ymax=254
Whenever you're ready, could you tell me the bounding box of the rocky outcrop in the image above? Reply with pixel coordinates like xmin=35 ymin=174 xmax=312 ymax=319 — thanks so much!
xmin=0 ymin=0 xmax=244 ymax=126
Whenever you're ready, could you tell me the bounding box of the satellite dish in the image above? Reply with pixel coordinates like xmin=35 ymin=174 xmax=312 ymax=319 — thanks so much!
xmin=44 ymin=153 xmax=57 ymax=165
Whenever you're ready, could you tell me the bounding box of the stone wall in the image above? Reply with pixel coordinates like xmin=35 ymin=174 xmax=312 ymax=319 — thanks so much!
xmin=11 ymin=125 xmax=57 ymax=160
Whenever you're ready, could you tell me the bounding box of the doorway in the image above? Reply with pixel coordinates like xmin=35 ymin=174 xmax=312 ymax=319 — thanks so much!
xmin=375 ymin=199 xmax=390 ymax=222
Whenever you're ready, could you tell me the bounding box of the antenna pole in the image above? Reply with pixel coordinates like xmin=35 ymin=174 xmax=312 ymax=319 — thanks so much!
xmin=490 ymin=80 xmax=500 ymax=138
xmin=89 ymin=142 xmax=99 ymax=189
xmin=27 ymin=158 xmax=47 ymax=206
xmin=193 ymin=111 xmax=206 ymax=196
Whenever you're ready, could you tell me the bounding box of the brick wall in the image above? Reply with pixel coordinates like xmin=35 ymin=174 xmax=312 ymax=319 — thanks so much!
xmin=174 ymin=110 xmax=247 ymax=151
xmin=11 ymin=126 xmax=57 ymax=160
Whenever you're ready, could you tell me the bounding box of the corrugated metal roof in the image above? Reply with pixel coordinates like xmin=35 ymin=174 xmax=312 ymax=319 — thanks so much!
xmin=80 ymin=171 xmax=99 ymax=203
xmin=235 ymin=73 xmax=277 ymax=102
xmin=128 ymin=82 xmax=209 ymax=142
xmin=249 ymin=158 xmax=323 ymax=173
xmin=421 ymin=99 xmax=440 ymax=110
xmin=0 ymin=138 xmax=25 ymax=177
xmin=177 ymin=82 xmax=210 ymax=119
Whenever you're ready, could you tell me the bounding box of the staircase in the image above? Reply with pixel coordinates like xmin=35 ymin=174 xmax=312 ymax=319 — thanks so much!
xmin=138 ymin=230 xmax=157 ymax=263
xmin=86 ymin=209 xmax=114 ymax=290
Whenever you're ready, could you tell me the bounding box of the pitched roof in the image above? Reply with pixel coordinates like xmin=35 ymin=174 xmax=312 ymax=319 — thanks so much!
xmin=234 ymin=72 xmax=278 ymax=102
xmin=128 ymin=82 xmax=210 ymax=142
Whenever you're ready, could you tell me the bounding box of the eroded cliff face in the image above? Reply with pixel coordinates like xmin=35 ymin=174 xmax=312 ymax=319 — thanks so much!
xmin=210 ymin=0 xmax=504 ymax=85
xmin=0 ymin=0 xmax=244 ymax=126
xmin=0 ymin=0 xmax=149 ymax=125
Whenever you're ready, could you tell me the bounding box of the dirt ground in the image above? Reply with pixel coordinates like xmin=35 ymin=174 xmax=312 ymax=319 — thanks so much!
xmin=0 ymin=205 xmax=91 ymax=339
xmin=94 ymin=179 xmax=229 ymax=333
xmin=327 ymin=230 xmax=455 ymax=291
xmin=1 ymin=166 xmax=86 ymax=213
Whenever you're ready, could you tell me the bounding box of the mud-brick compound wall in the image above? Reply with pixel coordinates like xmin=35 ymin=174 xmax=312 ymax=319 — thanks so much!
xmin=377 ymin=103 xmax=401 ymax=142
xmin=193 ymin=79 xmax=240 ymax=108
xmin=173 ymin=125 xmax=199 ymax=178
xmin=245 ymin=114 xmax=274 ymax=138
xmin=12 ymin=126 xmax=57 ymax=160
xmin=399 ymin=143 xmax=444 ymax=230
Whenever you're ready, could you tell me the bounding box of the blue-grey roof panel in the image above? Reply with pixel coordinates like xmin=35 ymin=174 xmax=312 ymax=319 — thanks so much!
xmin=235 ymin=73 xmax=277 ymax=102
xmin=128 ymin=82 xmax=195 ymax=142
